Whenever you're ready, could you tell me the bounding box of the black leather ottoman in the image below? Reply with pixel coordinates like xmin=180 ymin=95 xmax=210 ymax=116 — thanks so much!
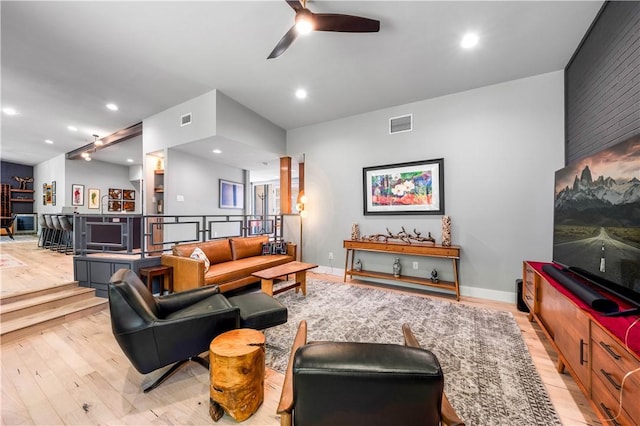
xmin=227 ymin=292 xmax=287 ymax=330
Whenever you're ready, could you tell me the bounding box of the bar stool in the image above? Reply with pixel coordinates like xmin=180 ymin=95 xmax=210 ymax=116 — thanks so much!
xmin=57 ymin=215 xmax=74 ymax=254
xmin=43 ymin=214 xmax=58 ymax=249
xmin=38 ymin=214 xmax=50 ymax=248
xmin=50 ymin=215 xmax=64 ymax=251
xmin=139 ymin=265 xmax=174 ymax=295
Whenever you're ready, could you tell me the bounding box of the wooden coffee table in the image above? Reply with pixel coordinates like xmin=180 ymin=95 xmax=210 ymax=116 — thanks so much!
xmin=252 ymin=261 xmax=318 ymax=296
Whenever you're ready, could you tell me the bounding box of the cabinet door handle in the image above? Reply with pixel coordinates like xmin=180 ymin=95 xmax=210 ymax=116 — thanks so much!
xmin=599 ymin=341 xmax=621 ymax=360
xmin=580 ymin=339 xmax=588 ymax=365
xmin=600 ymin=369 xmax=622 ymax=390
xmin=599 ymin=403 xmax=622 ymax=426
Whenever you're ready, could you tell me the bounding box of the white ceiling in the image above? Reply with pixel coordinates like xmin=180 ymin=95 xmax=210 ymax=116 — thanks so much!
xmin=1 ymin=1 xmax=603 ymax=170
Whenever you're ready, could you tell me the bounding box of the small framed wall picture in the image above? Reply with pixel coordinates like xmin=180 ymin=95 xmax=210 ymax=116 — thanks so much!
xmin=88 ymin=189 xmax=100 ymax=209
xmin=109 ymin=188 xmax=122 ymax=200
xmin=72 ymin=184 xmax=85 ymax=206
xmin=122 ymin=189 xmax=135 ymax=200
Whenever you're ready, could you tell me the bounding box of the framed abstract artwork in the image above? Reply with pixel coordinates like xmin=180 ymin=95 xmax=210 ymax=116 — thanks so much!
xmin=219 ymin=179 xmax=244 ymax=209
xmin=71 ymin=184 xmax=84 ymax=206
xmin=363 ymin=158 xmax=444 ymax=215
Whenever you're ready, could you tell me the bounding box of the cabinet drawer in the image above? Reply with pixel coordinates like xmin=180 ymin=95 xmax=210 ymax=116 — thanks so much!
xmin=591 ymin=374 xmax=637 ymax=426
xmin=592 ymin=339 xmax=640 ymax=422
xmin=592 ymin=323 xmax=640 ymax=373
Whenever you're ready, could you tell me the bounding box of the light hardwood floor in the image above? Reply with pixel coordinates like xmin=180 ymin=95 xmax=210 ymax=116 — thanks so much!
xmin=0 ymin=240 xmax=601 ymax=425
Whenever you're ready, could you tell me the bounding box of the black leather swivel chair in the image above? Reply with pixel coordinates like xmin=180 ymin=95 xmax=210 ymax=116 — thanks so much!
xmin=109 ymin=269 xmax=242 ymax=392
xmin=277 ymin=320 xmax=464 ymax=426
xmin=109 ymin=268 xmax=287 ymax=392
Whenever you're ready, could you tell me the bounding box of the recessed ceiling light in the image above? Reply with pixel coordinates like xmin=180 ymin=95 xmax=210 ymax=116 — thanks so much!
xmin=212 ymin=149 xmax=222 ymax=154
xmin=2 ymin=107 xmax=18 ymax=116
xmin=45 ymin=139 xmax=54 ymax=144
xmin=106 ymin=103 xmax=119 ymax=111
xmin=126 ymin=158 xmax=134 ymax=163
xmin=84 ymin=156 xmax=92 ymax=162
xmin=295 ymin=89 xmax=307 ymax=99
xmin=81 ymin=152 xmax=90 ymax=158
xmin=68 ymin=125 xmax=78 ymax=131
xmin=460 ymin=33 xmax=479 ymax=49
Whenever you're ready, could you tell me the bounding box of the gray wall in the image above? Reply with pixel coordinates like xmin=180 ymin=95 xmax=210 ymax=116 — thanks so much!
xmin=565 ymin=1 xmax=640 ymax=163
xmin=165 ymin=148 xmax=245 ymax=216
xmin=288 ymin=71 xmax=565 ymax=301
xmin=33 ymin=154 xmax=138 ymax=215
xmin=65 ymin=159 xmax=139 ymax=214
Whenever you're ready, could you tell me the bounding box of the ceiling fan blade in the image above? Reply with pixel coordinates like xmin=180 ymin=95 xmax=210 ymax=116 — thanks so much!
xmin=286 ymin=0 xmax=303 ymax=12
xmin=313 ymin=13 xmax=380 ymax=33
xmin=267 ymin=25 xmax=299 ymax=59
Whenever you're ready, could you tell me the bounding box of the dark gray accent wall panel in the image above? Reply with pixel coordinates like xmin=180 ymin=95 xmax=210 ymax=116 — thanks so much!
xmin=565 ymin=1 xmax=640 ymax=164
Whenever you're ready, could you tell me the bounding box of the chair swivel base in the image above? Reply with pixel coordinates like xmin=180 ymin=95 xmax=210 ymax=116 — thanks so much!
xmin=143 ymin=355 xmax=209 ymax=393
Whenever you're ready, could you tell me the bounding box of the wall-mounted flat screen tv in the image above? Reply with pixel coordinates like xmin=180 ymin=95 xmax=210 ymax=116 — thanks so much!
xmin=552 ymin=134 xmax=640 ymax=309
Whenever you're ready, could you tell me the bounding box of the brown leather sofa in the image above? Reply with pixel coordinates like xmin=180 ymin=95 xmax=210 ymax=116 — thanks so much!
xmin=161 ymin=235 xmax=296 ymax=293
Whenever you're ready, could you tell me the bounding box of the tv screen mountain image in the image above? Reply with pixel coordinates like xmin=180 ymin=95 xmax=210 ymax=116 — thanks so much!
xmin=552 ymin=134 xmax=640 ymax=293
xmin=553 ymin=227 xmax=640 ymax=291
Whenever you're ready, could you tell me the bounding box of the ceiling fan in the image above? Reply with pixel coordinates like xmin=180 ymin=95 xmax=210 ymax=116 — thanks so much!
xmin=268 ymin=0 xmax=380 ymax=59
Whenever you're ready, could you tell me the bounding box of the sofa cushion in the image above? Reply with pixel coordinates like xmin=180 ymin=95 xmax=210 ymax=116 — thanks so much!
xmin=230 ymin=235 xmax=268 ymax=260
xmin=173 ymin=239 xmax=232 ymax=265
xmin=190 ymin=247 xmax=210 ymax=272
xmin=204 ymin=255 xmax=292 ymax=285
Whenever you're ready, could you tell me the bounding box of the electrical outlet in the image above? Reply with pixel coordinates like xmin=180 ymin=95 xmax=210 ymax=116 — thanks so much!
xmin=328 ymin=252 xmax=334 ymax=260
xmin=413 ymin=261 xmax=419 ymax=269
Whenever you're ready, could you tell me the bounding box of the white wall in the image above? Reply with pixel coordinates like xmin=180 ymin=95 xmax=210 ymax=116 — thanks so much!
xmin=143 ymin=90 xmax=218 ymax=153
xmin=34 ymin=154 xmax=66 ymax=213
xmin=287 ymin=71 xmax=565 ymax=301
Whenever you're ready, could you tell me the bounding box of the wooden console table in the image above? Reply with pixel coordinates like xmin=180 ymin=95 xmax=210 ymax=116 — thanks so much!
xmin=343 ymin=240 xmax=461 ymax=300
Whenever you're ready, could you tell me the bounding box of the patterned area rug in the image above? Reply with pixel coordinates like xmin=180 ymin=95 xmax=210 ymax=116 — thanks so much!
xmin=0 ymin=253 xmax=27 ymax=269
xmin=264 ymin=279 xmax=561 ymax=426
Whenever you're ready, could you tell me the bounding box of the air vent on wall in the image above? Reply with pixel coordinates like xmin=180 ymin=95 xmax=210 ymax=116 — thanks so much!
xmin=389 ymin=114 xmax=412 ymax=134
xmin=181 ymin=113 xmax=192 ymax=127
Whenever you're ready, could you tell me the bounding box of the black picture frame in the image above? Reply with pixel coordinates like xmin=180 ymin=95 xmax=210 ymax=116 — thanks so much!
xmin=363 ymin=158 xmax=444 ymax=215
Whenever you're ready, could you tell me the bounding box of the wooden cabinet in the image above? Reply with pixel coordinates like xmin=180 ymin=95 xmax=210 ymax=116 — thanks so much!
xmin=591 ymin=323 xmax=640 ymax=426
xmin=522 ymin=263 xmax=537 ymax=317
xmin=535 ymin=275 xmax=590 ymax=392
xmin=524 ymin=261 xmax=640 ymax=425
xmin=344 ymin=240 xmax=460 ymax=300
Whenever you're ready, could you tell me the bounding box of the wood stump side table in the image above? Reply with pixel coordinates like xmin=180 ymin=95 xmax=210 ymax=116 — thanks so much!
xmin=209 ymin=329 xmax=265 ymax=422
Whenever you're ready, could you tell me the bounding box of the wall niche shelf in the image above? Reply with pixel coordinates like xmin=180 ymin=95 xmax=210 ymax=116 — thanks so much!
xmin=154 ymin=169 xmax=164 ymax=214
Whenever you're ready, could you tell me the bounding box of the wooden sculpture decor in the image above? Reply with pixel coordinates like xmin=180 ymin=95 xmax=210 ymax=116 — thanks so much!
xmin=441 ymin=215 xmax=452 ymax=247
xmin=12 ymin=176 xmax=33 ymax=190
xmin=362 ymin=227 xmax=435 ymax=244
xmin=351 ymin=223 xmax=361 ymax=240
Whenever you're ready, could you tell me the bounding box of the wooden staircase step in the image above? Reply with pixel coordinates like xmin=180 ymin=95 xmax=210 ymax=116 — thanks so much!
xmin=0 ymin=282 xmax=79 ymax=305
xmin=1 ymin=297 xmax=108 ymax=345
xmin=0 ymin=286 xmax=97 ymax=322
